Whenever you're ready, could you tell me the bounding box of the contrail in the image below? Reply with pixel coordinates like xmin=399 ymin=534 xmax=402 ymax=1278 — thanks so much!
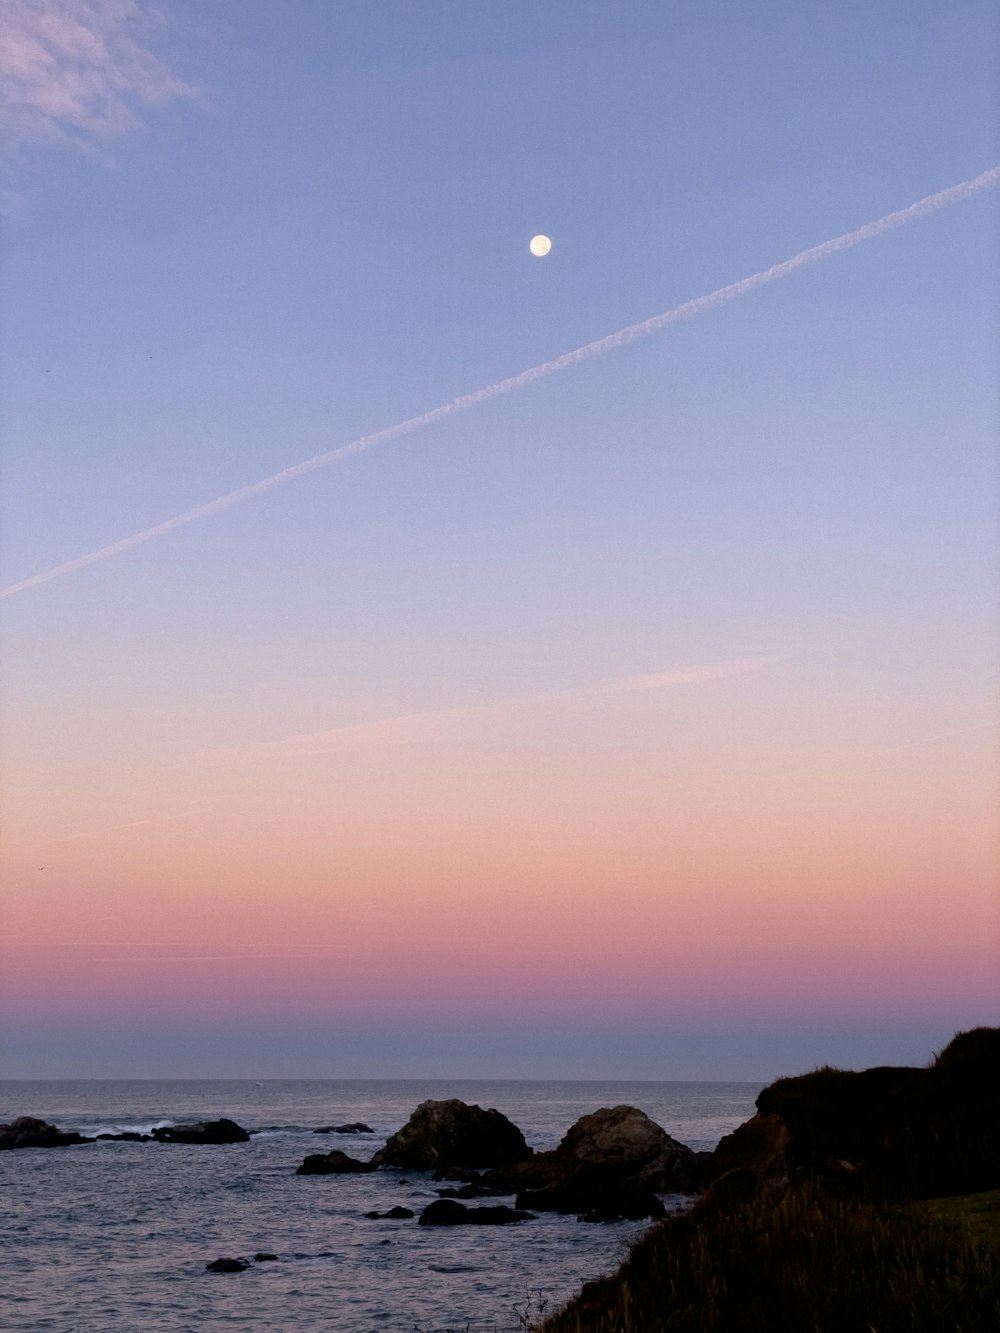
xmin=3 ymin=165 xmax=998 ymax=600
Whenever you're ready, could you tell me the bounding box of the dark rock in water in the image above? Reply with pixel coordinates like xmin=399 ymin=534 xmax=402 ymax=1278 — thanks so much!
xmin=555 ymin=1106 xmax=694 ymax=1189
xmin=364 ymin=1206 xmax=414 ymax=1220
xmin=487 ymin=1105 xmax=696 ymax=1199
xmin=435 ymin=1182 xmax=508 ymax=1199
xmin=253 ymin=1252 xmax=277 ymax=1261
xmin=95 ymin=1131 xmax=152 ymax=1142
xmin=700 ymin=1026 xmax=1000 ymax=1198
xmin=205 ymin=1257 xmax=249 ymax=1272
xmin=152 ymin=1118 xmax=250 ymax=1145
xmin=296 ymin=1149 xmax=376 ymax=1175
xmin=578 ymin=1186 xmax=668 ymax=1223
xmin=313 ymin=1122 xmax=373 ymax=1135
xmin=0 ymin=1117 xmax=93 ymax=1150
xmin=432 ymin=1166 xmax=482 ymax=1182
xmin=517 ymin=1178 xmax=666 ymax=1222
xmin=418 ymin=1199 xmax=535 ymax=1226
xmin=371 ymin=1099 xmax=532 ymax=1171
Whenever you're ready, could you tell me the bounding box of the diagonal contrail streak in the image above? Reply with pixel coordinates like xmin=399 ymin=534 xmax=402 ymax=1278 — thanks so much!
xmin=3 ymin=165 xmax=998 ymax=600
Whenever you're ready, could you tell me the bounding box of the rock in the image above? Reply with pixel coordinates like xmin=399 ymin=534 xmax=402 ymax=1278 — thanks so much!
xmin=364 ymin=1206 xmax=414 ymax=1219
xmin=555 ymin=1106 xmax=695 ymax=1189
xmin=517 ymin=1178 xmax=667 ymax=1222
xmin=371 ymin=1099 xmax=532 ymax=1171
xmin=0 ymin=1117 xmax=92 ymax=1150
xmin=485 ymin=1103 xmax=698 ymax=1210
xmin=151 ymin=1118 xmax=250 ymax=1145
xmin=418 ymin=1199 xmax=535 ymax=1226
xmin=95 ymin=1132 xmax=152 ymax=1142
xmin=253 ymin=1252 xmax=278 ymax=1262
xmin=205 ymin=1257 xmax=249 ymax=1272
xmin=435 ymin=1183 xmax=508 ymax=1199
xmin=432 ymin=1166 xmax=482 ymax=1182
xmin=700 ymin=1026 xmax=1000 ymax=1198
xmin=313 ymin=1122 xmax=373 ymax=1135
xmin=296 ymin=1149 xmax=376 ymax=1175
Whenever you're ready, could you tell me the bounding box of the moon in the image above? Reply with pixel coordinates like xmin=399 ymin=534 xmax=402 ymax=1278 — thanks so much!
xmin=529 ymin=234 xmax=552 ymax=257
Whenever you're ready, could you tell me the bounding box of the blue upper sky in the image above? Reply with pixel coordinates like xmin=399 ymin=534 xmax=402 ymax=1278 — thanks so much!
xmin=1 ymin=1 xmax=997 ymax=1077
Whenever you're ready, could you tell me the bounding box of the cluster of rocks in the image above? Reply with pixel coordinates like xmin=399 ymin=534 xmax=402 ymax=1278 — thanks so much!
xmin=0 ymin=1117 xmax=92 ymax=1150
xmin=0 ymin=1116 xmax=250 ymax=1150
xmin=297 ymin=1097 xmax=698 ymax=1225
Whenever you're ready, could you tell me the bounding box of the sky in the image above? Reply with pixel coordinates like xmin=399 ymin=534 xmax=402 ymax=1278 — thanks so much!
xmin=1 ymin=0 xmax=997 ymax=1080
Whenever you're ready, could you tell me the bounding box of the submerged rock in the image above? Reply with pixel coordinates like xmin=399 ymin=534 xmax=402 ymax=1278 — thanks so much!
xmin=418 ymin=1199 xmax=535 ymax=1226
xmin=435 ymin=1182 xmax=508 ymax=1199
xmin=313 ymin=1122 xmax=373 ymax=1135
xmin=205 ymin=1257 xmax=249 ymax=1272
xmin=296 ymin=1149 xmax=376 ymax=1175
xmin=151 ymin=1118 xmax=250 ymax=1145
xmin=371 ymin=1099 xmax=531 ymax=1171
xmin=364 ymin=1206 xmax=414 ymax=1220
xmin=0 ymin=1117 xmax=92 ymax=1150
xmin=517 ymin=1179 xmax=667 ymax=1222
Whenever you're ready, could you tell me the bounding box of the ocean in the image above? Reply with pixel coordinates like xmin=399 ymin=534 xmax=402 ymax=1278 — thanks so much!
xmin=1 ymin=1079 xmax=762 ymax=1331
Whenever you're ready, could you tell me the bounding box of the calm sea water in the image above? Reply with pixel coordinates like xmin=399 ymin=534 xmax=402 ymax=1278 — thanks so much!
xmin=1 ymin=1079 xmax=761 ymax=1332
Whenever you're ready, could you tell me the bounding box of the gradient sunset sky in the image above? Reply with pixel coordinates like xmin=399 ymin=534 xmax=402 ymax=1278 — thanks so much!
xmin=1 ymin=1 xmax=997 ymax=1078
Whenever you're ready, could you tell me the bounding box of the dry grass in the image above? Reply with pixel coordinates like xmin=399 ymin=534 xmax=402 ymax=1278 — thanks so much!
xmin=540 ymin=1180 xmax=1000 ymax=1332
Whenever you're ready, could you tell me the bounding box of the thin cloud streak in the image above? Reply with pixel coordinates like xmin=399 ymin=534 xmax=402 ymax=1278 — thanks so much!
xmin=253 ymin=656 xmax=777 ymax=758
xmin=3 ymin=166 xmax=998 ymax=599
xmin=43 ymin=808 xmax=202 ymax=845
xmin=602 ymin=656 xmax=778 ymax=693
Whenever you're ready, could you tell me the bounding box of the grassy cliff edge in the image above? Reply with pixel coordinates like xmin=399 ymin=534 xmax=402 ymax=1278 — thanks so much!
xmin=541 ymin=1029 xmax=1000 ymax=1332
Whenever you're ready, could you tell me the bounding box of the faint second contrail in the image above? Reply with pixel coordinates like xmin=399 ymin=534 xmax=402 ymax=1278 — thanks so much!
xmin=3 ymin=165 xmax=998 ymax=600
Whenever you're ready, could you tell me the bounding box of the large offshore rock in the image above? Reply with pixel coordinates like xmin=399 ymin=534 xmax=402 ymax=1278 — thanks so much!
xmin=151 ymin=1118 xmax=250 ymax=1144
xmin=0 ymin=1117 xmax=92 ymax=1150
xmin=555 ymin=1105 xmax=695 ymax=1188
xmin=488 ymin=1105 xmax=696 ymax=1202
xmin=370 ymin=1099 xmax=532 ymax=1171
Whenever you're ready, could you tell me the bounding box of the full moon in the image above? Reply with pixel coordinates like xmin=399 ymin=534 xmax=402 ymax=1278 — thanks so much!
xmin=529 ymin=234 xmax=552 ymax=256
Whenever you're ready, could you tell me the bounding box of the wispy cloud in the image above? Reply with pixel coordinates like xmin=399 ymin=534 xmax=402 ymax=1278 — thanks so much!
xmin=272 ymin=706 xmax=490 ymax=757
xmin=597 ymin=656 xmax=778 ymax=695
xmin=0 ymin=0 xmax=192 ymax=151
xmin=42 ymin=807 xmax=203 ymax=845
xmin=251 ymin=657 xmax=778 ymax=758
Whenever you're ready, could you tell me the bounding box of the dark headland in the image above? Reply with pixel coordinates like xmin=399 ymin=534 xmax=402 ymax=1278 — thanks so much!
xmin=540 ymin=1026 xmax=1000 ymax=1331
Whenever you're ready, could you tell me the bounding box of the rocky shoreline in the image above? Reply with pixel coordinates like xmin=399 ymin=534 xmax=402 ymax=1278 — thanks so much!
xmin=6 ymin=1027 xmax=997 ymax=1249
